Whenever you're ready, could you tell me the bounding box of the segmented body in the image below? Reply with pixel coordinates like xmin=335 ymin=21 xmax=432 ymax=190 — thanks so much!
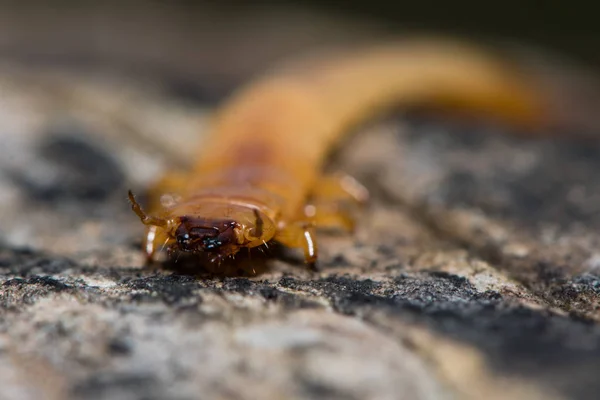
xmin=129 ymin=38 xmax=544 ymax=268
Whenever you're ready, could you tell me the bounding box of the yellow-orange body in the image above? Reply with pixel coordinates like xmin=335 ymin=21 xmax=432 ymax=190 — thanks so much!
xmin=129 ymin=39 xmax=544 ymax=268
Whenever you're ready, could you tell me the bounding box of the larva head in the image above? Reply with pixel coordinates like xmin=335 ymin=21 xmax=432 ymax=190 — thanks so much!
xmin=171 ymin=206 xmax=276 ymax=257
xmin=173 ymin=216 xmax=238 ymax=254
xmin=128 ymin=191 xmax=276 ymax=258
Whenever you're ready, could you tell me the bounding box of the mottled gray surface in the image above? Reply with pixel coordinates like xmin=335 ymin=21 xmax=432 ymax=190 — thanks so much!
xmin=1 ymin=4 xmax=600 ymax=400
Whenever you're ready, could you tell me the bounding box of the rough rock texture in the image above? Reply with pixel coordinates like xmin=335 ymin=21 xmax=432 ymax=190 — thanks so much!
xmin=1 ymin=4 xmax=600 ymax=400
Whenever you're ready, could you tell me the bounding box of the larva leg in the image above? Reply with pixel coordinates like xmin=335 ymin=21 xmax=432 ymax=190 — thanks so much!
xmin=143 ymin=225 xmax=159 ymax=262
xmin=304 ymin=202 xmax=356 ymax=233
xmin=305 ymin=173 xmax=369 ymax=232
xmin=275 ymin=221 xmax=318 ymax=270
xmin=311 ymin=172 xmax=369 ymax=205
xmin=142 ymin=225 xmax=170 ymax=264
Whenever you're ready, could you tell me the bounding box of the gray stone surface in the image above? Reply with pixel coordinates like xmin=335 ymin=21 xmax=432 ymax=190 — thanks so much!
xmin=1 ymin=4 xmax=600 ymax=400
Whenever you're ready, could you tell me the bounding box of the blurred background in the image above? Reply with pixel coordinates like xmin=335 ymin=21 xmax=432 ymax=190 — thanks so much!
xmin=0 ymin=0 xmax=597 ymax=101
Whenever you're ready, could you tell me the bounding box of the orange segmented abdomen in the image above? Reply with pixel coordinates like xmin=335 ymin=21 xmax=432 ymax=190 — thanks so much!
xmin=131 ymin=38 xmax=546 ymax=266
xmin=195 ymin=39 xmax=543 ymax=212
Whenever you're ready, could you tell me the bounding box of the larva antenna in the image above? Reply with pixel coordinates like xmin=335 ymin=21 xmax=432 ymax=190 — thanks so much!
xmin=128 ymin=190 xmax=168 ymax=228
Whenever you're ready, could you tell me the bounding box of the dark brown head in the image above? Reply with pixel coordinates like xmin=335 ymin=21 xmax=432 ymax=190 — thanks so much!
xmin=173 ymin=216 xmax=240 ymax=254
